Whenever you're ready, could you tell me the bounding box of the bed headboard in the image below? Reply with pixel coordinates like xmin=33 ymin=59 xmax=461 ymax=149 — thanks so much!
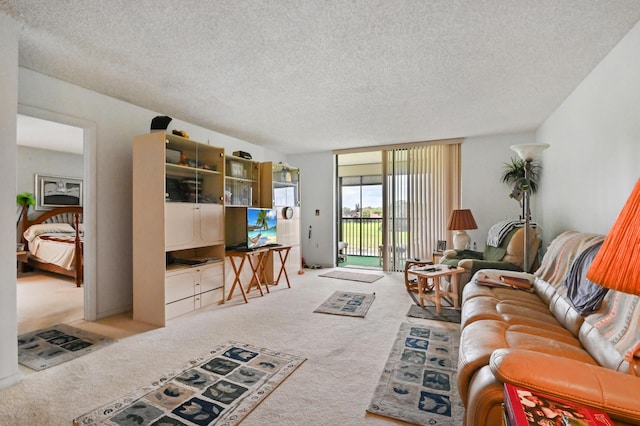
xmin=27 ymin=206 xmax=83 ymax=228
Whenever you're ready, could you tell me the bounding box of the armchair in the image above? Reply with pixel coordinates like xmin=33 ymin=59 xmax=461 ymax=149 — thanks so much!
xmin=439 ymin=224 xmax=540 ymax=297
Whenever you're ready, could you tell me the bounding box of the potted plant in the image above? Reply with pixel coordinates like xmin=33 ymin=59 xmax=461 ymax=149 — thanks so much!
xmin=501 ymin=157 xmax=541 ymax=217
xmin=16 ymin=192 xmax=36 ymax=227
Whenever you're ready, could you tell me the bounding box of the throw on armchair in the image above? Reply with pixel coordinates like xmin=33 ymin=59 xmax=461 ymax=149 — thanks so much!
xmin=439 ymin=222 xmax=541 ymax=294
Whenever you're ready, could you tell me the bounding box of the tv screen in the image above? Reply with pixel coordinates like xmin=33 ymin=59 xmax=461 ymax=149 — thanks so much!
xmin=246 ymin=208 xmax=278 ymax=249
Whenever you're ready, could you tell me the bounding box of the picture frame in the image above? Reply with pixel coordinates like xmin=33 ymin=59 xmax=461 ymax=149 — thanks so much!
xmin=230 ymin=161 xmax=245 ymax=178
xmin=436 ymin=240 xmax=447 ymax=252
xmin=35 ymin=174 xmax=83 ymax=211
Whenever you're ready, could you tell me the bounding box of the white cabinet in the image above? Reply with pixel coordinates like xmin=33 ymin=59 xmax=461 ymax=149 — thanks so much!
xmin=165 ymin=203 xmax=224 ymax=250
xmin=165 ymin=262 xmax=224 ymax=320
xmin=133 ymin=131 xmax=226 ymax=327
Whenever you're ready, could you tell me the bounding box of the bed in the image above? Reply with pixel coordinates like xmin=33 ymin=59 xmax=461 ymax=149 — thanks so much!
xmin=20 ymin=206 xmax=84 ymax=287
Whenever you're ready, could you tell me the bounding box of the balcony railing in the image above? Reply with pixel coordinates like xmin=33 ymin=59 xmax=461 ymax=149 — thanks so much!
xmin=340 ymin=217 xmax=383 ymax=257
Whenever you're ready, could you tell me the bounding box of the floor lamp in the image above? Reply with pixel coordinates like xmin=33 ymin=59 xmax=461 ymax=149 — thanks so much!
xmin=510 ymin=143 xmax=549 ymax=273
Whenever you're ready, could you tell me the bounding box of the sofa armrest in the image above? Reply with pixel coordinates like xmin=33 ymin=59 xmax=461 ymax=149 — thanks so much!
xmin=490 ymin=348 xmax=640 ymax=423
xmin=458 ymin=260 xmax=522 ymax=277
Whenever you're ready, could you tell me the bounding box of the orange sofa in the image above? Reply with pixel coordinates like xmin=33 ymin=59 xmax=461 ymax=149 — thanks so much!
xmin=457 ymin=231 xmax=640 ymax=425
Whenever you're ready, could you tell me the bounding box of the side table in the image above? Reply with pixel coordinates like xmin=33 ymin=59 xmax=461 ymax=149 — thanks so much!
xmin=404 ymin=259 xmax=433 ymax=293
xmin=16 ymin=250 xmax=28 ymax=273
xmin=407 ymin=266 xmax=465 ymax=314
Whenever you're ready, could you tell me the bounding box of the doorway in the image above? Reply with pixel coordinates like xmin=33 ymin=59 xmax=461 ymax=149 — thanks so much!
xmin=16 ymin=107 xmax=97 ymax=328
xmin=336 ymin=152 xmax=383 ymax=270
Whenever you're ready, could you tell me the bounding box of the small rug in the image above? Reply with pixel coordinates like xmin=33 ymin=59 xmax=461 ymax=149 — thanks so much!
xmin=319 ymin=270 xmax=383 ymax=283
xmin=313 ymin=291 xmax=375 ymax=317
xmin=406 ymin=304 xmax=461 ymax=324
xmin=367 ymin=322 xmax=464 ymax=425
xmin=74 ymin=341 xmax=306 ymax=426
xmin=18 ymin=324 xmax=115 ymax=371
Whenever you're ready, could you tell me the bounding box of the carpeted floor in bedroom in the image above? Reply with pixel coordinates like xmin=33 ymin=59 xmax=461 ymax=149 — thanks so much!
xmin=6 ymin=267 xmax=459 ymax=425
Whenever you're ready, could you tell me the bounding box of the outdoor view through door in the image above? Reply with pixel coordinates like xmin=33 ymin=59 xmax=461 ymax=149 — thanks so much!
xmin=340 ymin=175 xmax=383 ymax=269
xmin=337 ymin=141 xmax=461 ymax=272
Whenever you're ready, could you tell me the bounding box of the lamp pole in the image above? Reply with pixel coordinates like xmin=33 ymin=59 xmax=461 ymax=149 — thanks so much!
xmin=510 ymin=143 xmax=549 ymax=274
xmin=523 ymin=160 xmax=531 ymax=273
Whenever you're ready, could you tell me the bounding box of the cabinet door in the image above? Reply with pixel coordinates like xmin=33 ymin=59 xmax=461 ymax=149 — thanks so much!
xmin=198 ymin=203 xmax=224 ymax=244
xmin=165 ymin=203 xmax=196 ymax=249
xmin=199 ymin=262 xmax=224 ymax=293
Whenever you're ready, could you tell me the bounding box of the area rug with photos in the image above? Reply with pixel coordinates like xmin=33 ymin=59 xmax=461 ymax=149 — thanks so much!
xmin=74 ymin=341 xmax=306 ymax=426
xmin=318 ymin=270 xmax=383 ymax=283
xmin=313 ymin=291 xmax=375 ymax=317
xmin=367 ymin=322 xmax=463 ymax=425
xmin=18 ymin=324 xmax=115 ymax=371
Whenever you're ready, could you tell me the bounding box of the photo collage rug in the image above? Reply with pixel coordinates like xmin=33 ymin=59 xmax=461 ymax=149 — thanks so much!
xmin=367 ymin=322 xmax=464 ymax=425
xmin=74 ymin=341 xmax=306 ymax=426
xmin=313 ymin=291 xmax=376 ymax=317
xmin=18 ymin=324 xmax=115 ymax=371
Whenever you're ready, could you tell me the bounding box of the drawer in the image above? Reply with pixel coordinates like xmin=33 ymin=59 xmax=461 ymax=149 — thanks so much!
xmin=165 ymin=271 xmax=196 ymax=303
xmin=165 ymin=297 xmax=195 ymax=320
xmin=200 ymin=288 xmax=224 ymax=308
xmin=199 ymin=262 xmax=224 ymax=293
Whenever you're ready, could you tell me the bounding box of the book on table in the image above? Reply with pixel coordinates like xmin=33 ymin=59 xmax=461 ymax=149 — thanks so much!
xmin=503 ymin=383 xmax=613 ymax=426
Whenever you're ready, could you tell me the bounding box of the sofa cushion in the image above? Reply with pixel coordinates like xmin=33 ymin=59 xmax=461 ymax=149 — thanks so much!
xmin=458 ymin=319 xmax=597 ymax=405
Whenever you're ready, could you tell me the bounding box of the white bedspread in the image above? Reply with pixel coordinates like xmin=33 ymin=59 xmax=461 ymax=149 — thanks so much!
xmin=27 ymin=232 xmax=79 ymax=270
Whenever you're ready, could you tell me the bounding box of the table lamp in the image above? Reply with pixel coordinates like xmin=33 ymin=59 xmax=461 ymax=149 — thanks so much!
xmin=448 ymin=209 xmax=478 ymax=250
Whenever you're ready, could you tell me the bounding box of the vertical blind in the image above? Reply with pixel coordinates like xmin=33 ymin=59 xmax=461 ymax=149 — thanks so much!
xmin=382 ymin=143 xmax=461 ymax=271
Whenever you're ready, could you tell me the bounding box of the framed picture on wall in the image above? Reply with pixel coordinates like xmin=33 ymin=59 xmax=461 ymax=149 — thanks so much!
xmin=436 ymin=240 xmax=447 ymax=252
xmin=35 ymin=174 xmax=83 ymax=210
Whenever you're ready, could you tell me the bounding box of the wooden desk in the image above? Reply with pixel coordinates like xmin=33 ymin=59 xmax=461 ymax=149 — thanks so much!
xmin=225 ymin=248 xmax=270 ymax=303
xmin=404 ymin=259 xmax=433 ymax=293
xmin=407 ymin=266 xmax=465 ymax=314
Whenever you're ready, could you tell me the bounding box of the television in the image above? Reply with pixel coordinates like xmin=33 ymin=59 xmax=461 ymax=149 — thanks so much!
xmin=246 ymin=207 xmax=278 ymax=249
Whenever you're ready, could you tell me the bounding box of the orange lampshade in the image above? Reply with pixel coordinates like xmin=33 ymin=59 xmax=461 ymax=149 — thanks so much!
xmin=448 ymin=209 xmax=478 ymax=231
xmin=587 ymin=178 xmax=640 ymax=295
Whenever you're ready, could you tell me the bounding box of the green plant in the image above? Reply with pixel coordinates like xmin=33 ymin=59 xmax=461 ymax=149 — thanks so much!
xmin=16 ymin=192 xmax=36 ymax=227
xmin=500 ymin=157 xmax=541 ymax=200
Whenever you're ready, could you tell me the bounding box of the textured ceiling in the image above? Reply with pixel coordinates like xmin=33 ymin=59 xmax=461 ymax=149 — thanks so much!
xmin=3 ymin=1 xmax=640 ymax=154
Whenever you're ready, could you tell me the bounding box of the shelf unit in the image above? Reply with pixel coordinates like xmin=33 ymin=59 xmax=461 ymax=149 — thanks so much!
xmin=257 ymin=162 xmax=302 ymax=283
xmin=224 ymin=155 xmax=259 ymax=207
xmin=133 ymin=131 xmax=226 ymax=327
xmin=260 ymin=162 xmax=300 ymax=208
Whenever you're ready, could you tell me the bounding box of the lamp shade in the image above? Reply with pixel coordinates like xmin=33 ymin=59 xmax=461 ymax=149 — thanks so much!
xmin=586 ymin=178 xmax=640 ymax=295
xmin=510 ymin=143 xmax=550 ymax=161
xmin=448 ymin=209 xmax=478 ymax=231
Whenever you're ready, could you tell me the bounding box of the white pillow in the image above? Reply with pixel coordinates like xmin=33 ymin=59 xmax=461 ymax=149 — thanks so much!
xmin=23 ymin=223 xmax=75 ymax=242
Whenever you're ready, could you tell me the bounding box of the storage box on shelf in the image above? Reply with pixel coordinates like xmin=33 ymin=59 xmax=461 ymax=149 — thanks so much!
xmin=133 ymin=131 xmax=226 ymax=326
xmin=224 ymin=155 xmax=259 ymax=207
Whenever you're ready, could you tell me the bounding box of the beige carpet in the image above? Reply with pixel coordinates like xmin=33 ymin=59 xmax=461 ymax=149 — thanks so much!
xmin=5 ymin=269 xmax=459 ymax=425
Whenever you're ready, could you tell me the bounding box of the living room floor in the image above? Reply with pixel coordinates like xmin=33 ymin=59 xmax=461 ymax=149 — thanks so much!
xmin=8 ymin=267 xmax=458 ymax=425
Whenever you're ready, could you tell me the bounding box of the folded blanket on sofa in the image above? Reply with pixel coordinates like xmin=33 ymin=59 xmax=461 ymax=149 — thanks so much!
xmin=564 ymin=240 xmax=608 ymax=315
xmin=486 ymin=220 xmax=536 ymax=247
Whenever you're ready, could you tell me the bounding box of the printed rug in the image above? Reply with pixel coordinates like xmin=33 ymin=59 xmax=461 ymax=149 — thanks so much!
xmin=74 ymin=341 xmax=306 ymax=426
xmin=318 ymin=270 xmax=383 ymax=283
xmin=367 ymin=322 xmax=464 ymax=425
xmin=18 ymin=324 xmax=115 ymax=371
xmin=313 ymin=291 xmax=376 ymax=317
xmin=406 ymin=304 xmax=461 ymax=324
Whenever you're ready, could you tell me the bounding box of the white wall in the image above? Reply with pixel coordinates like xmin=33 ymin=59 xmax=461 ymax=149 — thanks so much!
xmin=461 ymin=132 xmax=537 ymax=250
xmin=17 ymin=145 xmax=83 ymax=220
xmin=0 ymin=13 xmax=21 ymax=389
xmin=287 ymin=152 xmax=335 ymax=267
xmin=536 ymin=20 xmax=640 ymax=246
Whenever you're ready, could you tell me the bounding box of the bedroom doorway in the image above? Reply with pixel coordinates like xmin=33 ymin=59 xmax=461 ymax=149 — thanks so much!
xmin=16 ymin=108 xmax=96 ymax=329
